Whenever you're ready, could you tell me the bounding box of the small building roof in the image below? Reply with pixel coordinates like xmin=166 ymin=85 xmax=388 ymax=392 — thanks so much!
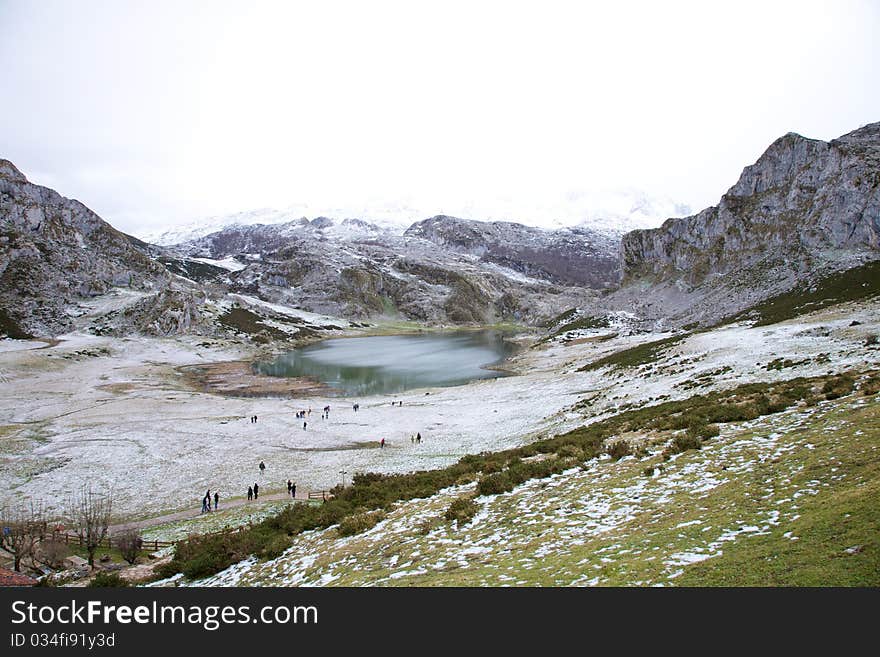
xmin=0 ymin=566 xmax=38 ymax=587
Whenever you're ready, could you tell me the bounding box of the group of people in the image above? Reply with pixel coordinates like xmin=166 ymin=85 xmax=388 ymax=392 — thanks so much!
xmin=410 ymin=432 xmax=422 ymax=444
xmin=247 ymin=482 xmax=260 ymax=500
xmin=391 ymin=400 xmax=403 ymax=406
xmin=201 ymin=489 xmax=220 ymax=513
xmin=249 ymin=415 xmax=258 ymax=423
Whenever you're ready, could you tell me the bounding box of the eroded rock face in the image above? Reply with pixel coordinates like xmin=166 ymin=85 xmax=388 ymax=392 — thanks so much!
xmin=405 ymin=216 xmax=620 ymax=288
xmin=615 ymin=123 xmax=880 ymax=325
xmin=622 ymin=124 xmax=880 ymax=284
xmin=170 ymin=214 xmax=612 ymax=325
xmin=0 ymin=160 xmax=176 ymax=337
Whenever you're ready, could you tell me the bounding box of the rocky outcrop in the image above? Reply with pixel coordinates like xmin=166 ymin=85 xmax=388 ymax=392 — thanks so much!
xmin=168 ymin=214 xmax=607 ymax=326
xmin=406 ymin=215 xmax=620 ymax=288
xmin=0 ymin=160 xmax=171 ymax=336
xmin=616 ymin=122 xmax=880 ymax=325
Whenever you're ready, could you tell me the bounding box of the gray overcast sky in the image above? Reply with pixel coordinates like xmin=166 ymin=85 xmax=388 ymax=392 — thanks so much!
xmin=1 ymin=0 xmax=878 ymax=233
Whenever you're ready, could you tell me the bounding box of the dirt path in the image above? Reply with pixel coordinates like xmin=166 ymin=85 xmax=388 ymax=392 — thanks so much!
xmin=108 ymin=489 xmax=321 ymax=533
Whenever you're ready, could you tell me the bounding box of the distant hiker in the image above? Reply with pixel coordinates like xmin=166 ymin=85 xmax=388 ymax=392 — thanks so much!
xmin=259 ymin=460 xmax=266 ymax=475
xmin=201 ymin=495 xmax=209 ymax=513
xmin=253 ymin=482 xmax=259 ymax=499
xmin=353 ymin=403 xmax=359 ymax=412
xmin=254 ymin=415 xmax=258 ymax=423
xmin=291 ymin=483 xmax=296 ymax=498
xmin=416 ymin=432 xmax=421 ymax=444
xmin=380 ymin=438 xmax=385 ymax=449
xmin=213 ymin=491 xmax=219 ymax=510
xmin=303 ymin=421 xmax=307 ymax=430
xmin=308 ymin=408 xmax=312 ymax=416
xmin=411 ymin=435 xmax=414 ymax=444
xmin=247 ymin=486 xmax=253 ymax=501
xmin=287 ymin=479 xmax=292 ymax=495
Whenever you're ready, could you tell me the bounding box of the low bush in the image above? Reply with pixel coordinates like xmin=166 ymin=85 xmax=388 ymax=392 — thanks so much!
xmin=337 ymin=510 xmax=386 ymax=537
xmin=476 ymin=472 xmax=514 ymax=496
xmin=606 ymin=440 xmax=632 ymax=460
xmin=88 ymin=571 xmax=129 ymax=588
xmin=671 ymin=434 xmax=703 ymax=454
xmin=687 ymin=423 xmax=720 ymax=440
xmin=444 ymin=497 xmax=479 ymax=524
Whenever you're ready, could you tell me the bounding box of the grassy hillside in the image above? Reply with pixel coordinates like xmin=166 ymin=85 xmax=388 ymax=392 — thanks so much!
xmin=727 ymin=259 xmax=880 ymax=327
xmin=153 ymin=367 xmax=878 ymax=586
xmin=182 ymin=388 xmax=878 ymax=586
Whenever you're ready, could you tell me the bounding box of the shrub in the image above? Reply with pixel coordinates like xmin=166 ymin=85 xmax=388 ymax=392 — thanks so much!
xmin=687 ymin=423 xmax=720 ymax=440
xmin=476 ymin=472 xmax=514 ymax=496
xmin=822 ymin=373 xmax=856 ymax=400
xmin=671 ymin=434 xmax=703 ymax=454
xmin=337 ymin=510 xmax=385 ymax=537
xmin=606 ymin=440 xmax=632 ymax=460
xmin=89 ymin=571 xmax=129 ymax=588
xmin=115 ymin=527 xmax=144 ymax=565
xmin=35 ymin=539 xmax=71 ymax=570
xmin=556 ymin=444 xmax=581 ymax=459
xmin=444 ymin=497 xmax=479 ymax=524
xmin=861 ymin=375 xmax=880 ymax=396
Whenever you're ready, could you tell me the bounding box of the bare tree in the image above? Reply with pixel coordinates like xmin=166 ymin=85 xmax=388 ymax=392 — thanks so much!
xmin=0 ymin=501 xmax=46 ymax=572
xmin=67 ymin=485 xmax=113 ymax=568
xmin=34 ymin=538 xmax=71 ymax=570
xmin=115 ymin=526 xmax=143 ymax=565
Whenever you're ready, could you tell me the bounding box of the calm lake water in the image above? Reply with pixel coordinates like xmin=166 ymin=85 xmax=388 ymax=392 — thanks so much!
xmin=254 ymin=330 xmax=514 ymax=396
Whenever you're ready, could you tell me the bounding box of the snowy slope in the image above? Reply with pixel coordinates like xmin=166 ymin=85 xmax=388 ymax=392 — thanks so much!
xmin=135 ymin=190 xmax=690 ymax=246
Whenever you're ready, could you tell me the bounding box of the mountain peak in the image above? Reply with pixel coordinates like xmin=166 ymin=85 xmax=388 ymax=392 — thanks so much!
xmin=0 ymin=159 xmax=27 ymax=184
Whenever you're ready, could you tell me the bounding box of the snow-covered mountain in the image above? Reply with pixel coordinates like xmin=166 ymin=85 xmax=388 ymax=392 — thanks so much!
xmin=136 ymin=190 xmax=691 ymax=246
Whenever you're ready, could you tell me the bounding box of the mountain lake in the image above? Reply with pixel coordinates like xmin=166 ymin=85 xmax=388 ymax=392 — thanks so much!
xmin=254 ymin=330 xmax=515 ymax=396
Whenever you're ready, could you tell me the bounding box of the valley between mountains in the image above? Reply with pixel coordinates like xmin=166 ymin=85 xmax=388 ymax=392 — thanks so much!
xmin=0 ymin=122 xmax=878 ymax=586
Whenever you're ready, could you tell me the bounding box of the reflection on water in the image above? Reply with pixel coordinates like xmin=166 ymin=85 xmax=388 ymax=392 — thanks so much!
xmin=254 ymin=331 xmax=514 ymax=396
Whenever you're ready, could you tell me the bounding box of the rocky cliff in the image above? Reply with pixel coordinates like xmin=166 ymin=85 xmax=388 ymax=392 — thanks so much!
xmin=0 ymin=160 xmax=201 ymax=337
xmin=616 ymin=122 xmax=880 ymax=326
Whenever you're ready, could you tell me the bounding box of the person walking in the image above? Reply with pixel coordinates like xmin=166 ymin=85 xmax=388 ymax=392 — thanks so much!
xmin=287 ymin=479 xmax=292 ymax=495
xmin=291 ymin=482 xmax=296 ymax=499
xmin=380 ymin=438 xmax=385 ymax=449
xmin=201 ymin=494 xmax=209 ymax=514
xmin=259 ymin=460 xmax=266 ymax=476
xmin=247 ymin=485 xmax=253 ymax=501
xmin=303 ymin=421 xmax=307 ymax=430
xmin=213 ymin=491 xmax=219 ymax=511
xmin=253 ymin=482 xmax=259 ymax=499
xmin=416 ymin=432 xmax=421 ymax=444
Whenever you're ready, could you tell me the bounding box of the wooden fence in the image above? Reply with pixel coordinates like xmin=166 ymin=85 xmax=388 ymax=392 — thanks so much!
xmin=51 ymin=531 xmax=174 ymax=551
xmin=42 ymin=489 xmax=334 ymax=553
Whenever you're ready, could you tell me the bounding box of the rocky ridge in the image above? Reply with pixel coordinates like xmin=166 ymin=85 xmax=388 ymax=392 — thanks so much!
xmin=614 ymin=122 xmax=880 ymax=327
xmin=0 ymin=160 xmax=192 ymax=337
xmin=166 ymin=215 xmax=616 ymax=325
